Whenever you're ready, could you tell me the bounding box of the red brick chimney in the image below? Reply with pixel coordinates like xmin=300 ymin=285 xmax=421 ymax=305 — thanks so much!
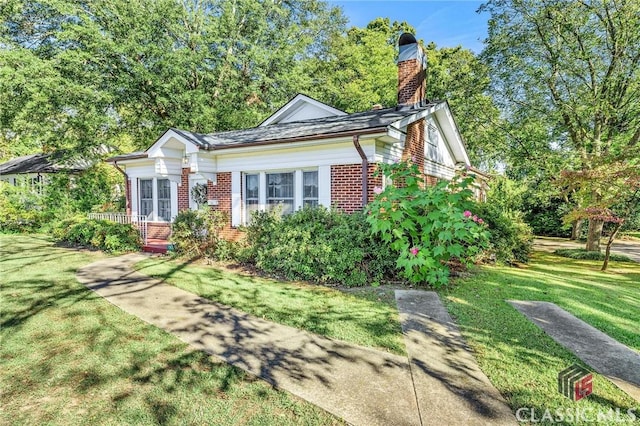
xmin=397 ymin=33 xmax=426 ymax=108
xmin=398 ymin=33 xmax=426 ymax=174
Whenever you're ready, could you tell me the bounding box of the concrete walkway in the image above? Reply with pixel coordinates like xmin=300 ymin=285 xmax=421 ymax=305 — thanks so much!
xmin=77 ymin=254 xmax=516 ymax=425
xmin=396 ymin=291 xmax=515 ymax=426
xmin=510 ymin=300 xmax=640 ymax=402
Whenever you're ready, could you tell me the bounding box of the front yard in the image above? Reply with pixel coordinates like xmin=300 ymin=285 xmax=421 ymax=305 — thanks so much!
xmin=2 ymin=234 xmax=638 ymax=424
xmin=0 ymin=234 xmax=340 ymax=425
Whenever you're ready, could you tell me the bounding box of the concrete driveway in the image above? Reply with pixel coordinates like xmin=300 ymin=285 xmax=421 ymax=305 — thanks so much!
xmin=533 ymin=237 xmax=640 ymax=262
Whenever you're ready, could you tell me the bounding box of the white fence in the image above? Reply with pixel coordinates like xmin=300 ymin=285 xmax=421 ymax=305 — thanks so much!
xmin=87 ymin=212 xmax=149 ymax=245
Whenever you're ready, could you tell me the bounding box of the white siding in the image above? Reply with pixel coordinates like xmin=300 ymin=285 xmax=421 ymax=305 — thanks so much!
xmin=216 ymin=140 xmax=375 ymax=172
xmin=231 ymin=171 xmax=241 ymax=227
xmin=318 ymin=165 xmax=331 ymax=208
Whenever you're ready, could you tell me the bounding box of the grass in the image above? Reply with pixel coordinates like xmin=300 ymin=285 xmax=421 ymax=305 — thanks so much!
xmin=135 ymin=257 xmax=406 ymax=355
xmin=440 ymin=252 xmax=640 ymax=423
xmin=554 ymin=248 xmax=633 ymax=262
xmin=0 ymin=234 xmax=341 ymax=425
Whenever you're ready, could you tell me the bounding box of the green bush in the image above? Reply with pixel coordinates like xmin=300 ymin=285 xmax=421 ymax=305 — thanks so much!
xmin=473 ymin=202 xmax=533 ymax=264
xmin=366 ymin=161 xmax=490 ymax=288
xmin=553 ymin=249 xmax=632 ymax=262
xmin=0 ymin=181 xmax=48 ymax=233
xmin=171 ymin=209 xmax=232 ymax=260
xmin=241 ymin=207 xmax=396 ymax=287
xmin=52 ymin=216 xmax=141 ymax=253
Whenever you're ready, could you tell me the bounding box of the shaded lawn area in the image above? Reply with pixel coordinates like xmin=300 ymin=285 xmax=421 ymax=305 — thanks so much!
xmin=0 ymin=234 xmax=341 ymax=425
xmin=441 ymin=252 xmax=640 ymax=423
xmin=135 ymin=257 xmax=406 ymax=355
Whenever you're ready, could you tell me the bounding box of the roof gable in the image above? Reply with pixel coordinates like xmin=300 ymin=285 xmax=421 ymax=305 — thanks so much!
xmin=259 ymin=94 xmax=346 ymax=127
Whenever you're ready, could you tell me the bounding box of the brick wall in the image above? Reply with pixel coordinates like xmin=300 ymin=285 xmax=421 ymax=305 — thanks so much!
xmin=331 ymin=163 xmax=382 ymax=213
xmin=208 ymin=172 xmax=243 ymax=241
xmin=402 ymin=120 xmax=425 ymax=176
xmin=397 ymin=57 xmax=425 ymax=106
xmin=178 ymin=168 xmax=190 ymax=212
xmin=425 ymin=175 xmax=439 ymax=187
xmin=147 ymin=222 xmax=171 ymax=240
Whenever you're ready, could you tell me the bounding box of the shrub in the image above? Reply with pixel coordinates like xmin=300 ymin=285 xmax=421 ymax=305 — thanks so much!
xmin=0 ymin=181 xmax=47 ymax=233
xmin=52 ymin=216 xmax=141 ymax=253
xmin=366 ymin=161 xmax=490 ymax=288
xmin=171 ymin=209 xmax=231 ymax=260
xmin=241 ymin=207 xmax=396 ymax=287
xmin=472 ymin=202 xmax=533 ymax=264
xmin=553 ymin=249 xmax=632 ymax=262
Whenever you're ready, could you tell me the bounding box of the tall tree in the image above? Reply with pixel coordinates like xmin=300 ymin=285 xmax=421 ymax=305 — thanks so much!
xmin=0 ymin=0 xmax=345 ymax=159
xmin=481 ymin=0 xmax=640 ymax=250
xmin=308 ymin=17 xmax=504 ymax=167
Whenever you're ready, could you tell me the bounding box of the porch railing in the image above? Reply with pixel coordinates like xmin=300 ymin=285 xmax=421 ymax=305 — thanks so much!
xmin=87 ymin=212 xmax=149 ymax=245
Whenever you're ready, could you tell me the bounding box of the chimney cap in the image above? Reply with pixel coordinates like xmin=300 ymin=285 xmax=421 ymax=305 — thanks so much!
xmin=398 ymin=33 xmax=417 ymax=46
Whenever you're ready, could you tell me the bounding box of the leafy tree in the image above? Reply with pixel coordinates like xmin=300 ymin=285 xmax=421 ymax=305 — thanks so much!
xmin=481 ymin=0 xmax=640 ymax=251
xmin=0 ymin=0 xmax=346 ymax=158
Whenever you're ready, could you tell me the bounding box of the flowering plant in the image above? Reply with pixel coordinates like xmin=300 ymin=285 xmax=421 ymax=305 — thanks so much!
xmin=366 ymin=160 xmax=489 ymax=287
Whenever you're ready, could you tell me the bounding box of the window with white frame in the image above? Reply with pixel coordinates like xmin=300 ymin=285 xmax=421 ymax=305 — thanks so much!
xmin=303 ymin=171 xmax=318 ymax=208
xmin=140 ymin=179 xmax=153 ymax=217
xmin=139 ymin=178 xmax=173 ymax=221
xmin=243 ymin=169 xmax=322 ymax=221
xmin=245 ymin=173 xmax=259 ymax=221
xmin=267 ymin=172 xmax=294 ymax=216
xmin=157 ymin=178 xmax=171 ymax=221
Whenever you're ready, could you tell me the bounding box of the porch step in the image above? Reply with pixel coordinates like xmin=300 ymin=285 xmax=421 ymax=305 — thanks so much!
xmin=142 ymin=239 xmax=171 ymax=254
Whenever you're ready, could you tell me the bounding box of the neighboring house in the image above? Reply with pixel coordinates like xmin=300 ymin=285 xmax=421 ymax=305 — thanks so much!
xmin=0 ymin=152 xmax=89 ymax=194
xmin=108 ymin=33 xmax=478 ymax=242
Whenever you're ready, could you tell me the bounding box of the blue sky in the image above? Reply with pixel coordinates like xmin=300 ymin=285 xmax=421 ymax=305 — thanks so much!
xmin=327 ymin=1 xmax=488 ymax=53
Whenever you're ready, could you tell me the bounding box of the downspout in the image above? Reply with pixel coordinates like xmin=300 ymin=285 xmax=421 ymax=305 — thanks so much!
xmin=352 ymin=135 xmax=369 ymax=208
xmin=113 ymin=161 xmax=130 ymax=215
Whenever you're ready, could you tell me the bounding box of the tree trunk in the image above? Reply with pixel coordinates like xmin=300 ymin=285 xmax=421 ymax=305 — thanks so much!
xmin=570 ymin=219 xmax=583 ymax=240
xmin=601 ymin=221 xmax=623 ymax=272
xmin=585 ymin=218 xmax=604 ymax=251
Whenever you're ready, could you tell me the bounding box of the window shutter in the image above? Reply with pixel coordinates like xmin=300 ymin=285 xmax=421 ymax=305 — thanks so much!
xmin=318 ymin=165 xmax=331 ymax=208
xmin=231 ymin=171 xmax=241 ymax=227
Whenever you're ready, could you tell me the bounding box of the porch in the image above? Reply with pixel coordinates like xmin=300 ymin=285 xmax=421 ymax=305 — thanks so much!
xmin=87 ymin=212 xmax=171 ymax=254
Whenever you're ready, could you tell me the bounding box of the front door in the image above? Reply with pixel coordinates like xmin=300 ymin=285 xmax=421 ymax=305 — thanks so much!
xmin=188 ymin=175 xmax=208 ymax=210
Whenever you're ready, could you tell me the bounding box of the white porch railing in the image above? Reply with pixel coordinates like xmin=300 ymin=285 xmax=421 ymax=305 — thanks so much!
xmin=87 ymin=212 xmax=149 ymax=245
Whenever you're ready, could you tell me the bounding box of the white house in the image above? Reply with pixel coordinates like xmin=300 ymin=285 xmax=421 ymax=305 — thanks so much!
xmin=107 ymin=33 xmax=476 ymax=243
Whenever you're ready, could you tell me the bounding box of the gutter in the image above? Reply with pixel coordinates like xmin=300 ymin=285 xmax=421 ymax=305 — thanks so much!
xmin=352 ymin=135 xmax=369 ymax=208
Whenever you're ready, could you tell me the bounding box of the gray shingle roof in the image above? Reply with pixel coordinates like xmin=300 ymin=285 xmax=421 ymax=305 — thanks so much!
xmin=173 ymin=103 xmax=440 ymax=149
xmin=0 ymin=153 xmax=86 ymax=175
xmin=107 ymin=102 xmax=442 ymax=162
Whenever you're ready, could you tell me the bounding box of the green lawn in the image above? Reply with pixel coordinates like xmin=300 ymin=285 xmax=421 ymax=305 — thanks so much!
xmin=135 ymin=257 xmax=406 ymax=355
xmin=441 ymin=252 xmax=640 ymax=423
xmin=0 ymin=234 xmax=341 ymax=425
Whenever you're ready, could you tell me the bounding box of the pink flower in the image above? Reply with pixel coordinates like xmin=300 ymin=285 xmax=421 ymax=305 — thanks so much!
xmin=472 ymin=215 xmax=478 ymax=222
xmin=410 ymin=246 xmax=419 ymax=256
xmin=411 ymin=155 xmax=417 ymax=163
xmin=463 ymin=210 xmax=472 ymax=218
xmin=373 ymin=186 xmax=383 ymax=195
xmin=478 ymin=218 xmax=484 ymax=225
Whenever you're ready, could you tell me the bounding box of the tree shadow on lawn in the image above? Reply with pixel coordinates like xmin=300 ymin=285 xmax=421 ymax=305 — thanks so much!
xmin=1 ymin=236 xmax=340 ymax=425
xmin=135 ymin=256 xmax=405 ymax=354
